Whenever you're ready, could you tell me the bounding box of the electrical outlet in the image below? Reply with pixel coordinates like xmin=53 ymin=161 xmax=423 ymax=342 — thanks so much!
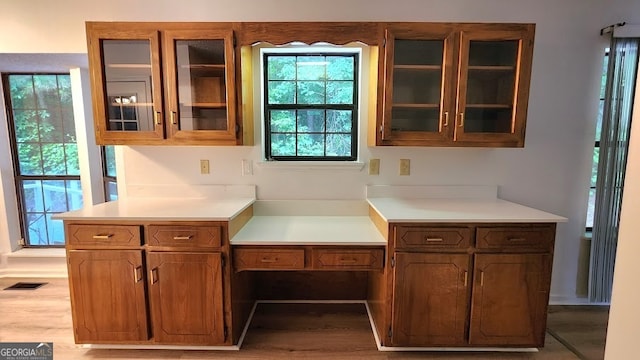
xmin=369 ymin=158 xmax=380 ymax=175
xmin=200 ymin=159 xmax=210 ymax=174
xmin=242 ymin=159 xmax=253 ymax=176
xmin=399 ymin=159 xmax=410 ymax=176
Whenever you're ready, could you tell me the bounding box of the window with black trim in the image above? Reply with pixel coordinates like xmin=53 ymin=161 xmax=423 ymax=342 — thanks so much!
xmin=263 ymin=52 xmax=359 ymax=161
xmin=102 ymin=145 xmax=117 ymax=201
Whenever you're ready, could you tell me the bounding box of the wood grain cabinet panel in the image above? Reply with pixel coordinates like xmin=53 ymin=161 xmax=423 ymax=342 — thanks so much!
xmin=469 ymin=253 xmax=552 ymax=346
xmin=311 ymin=248 xmax=384 ymax=270
xmin=147 ymin=224 xmax=222 ymax=248
xmin=233 ymin=248 xmax=305 ymax=271
xmin=395 ymin=225 xmax=472 ymax=250
xmin=67 ymin=224 xmax=141 ymax=247
xmin=67 ymin=250 xmax=149 ymax=343
xmin=391 ymin=253 xmax=470 ymax=346
xmin=147 ymin=252 xmax=225 ymax=345
xmin=476 ymin=225 xmax=555 ymax=251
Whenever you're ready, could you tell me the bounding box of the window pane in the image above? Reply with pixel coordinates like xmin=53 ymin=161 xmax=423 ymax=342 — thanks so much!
xmin=104 ymin=145 xmax=117 ymax=178
xmin=297 ymin=81 xmax=325 ymax=104
xmin=271 ymin=134 xmax=296 ymax=156
xmin=65 ymin=144 xmax=80 ymax=176
xmin=297 ymin=134 xmax=324 ymax=156
xmin=23 ymin=180 xmax=44 ymax=212
xmin=591 ymin=147 xmax=599 ymax=187
xmin=9 ymin=75 xmax=36 ymax=109
xmin=297 ymin=110 xmax=325 ymax=133
xmin=270 ymin=110 xmax=296 ymax=132
xmin=267 ymin=56 xmax=296 ymax=80
xmin=46 ymin=214 xmax=65 ymax=245
xmin=327 ymin=56 xmax=354 ymax=80
xmin=297 ymin=56 xmax=326 ymax=80
xmin=66 ymin=180 xmax=84 ymax=210
xmin=17 ymin=143 xmax=43 ymax=175
xmin=42 ymin=143 xmax=67 ymax=175
xmin=596 ymin=100 xmax=604 ymax=142
xmin=26 ymin=213 xmax=48 ymax=246
xmin=326 ymin=110 xmax=352 ymax=133
xmin=39 ymin=109 xmax=64 ymax=143
xmin=107 ymin=181 xmax=118 ymax=201
xmin=586 ymin=188 xmax=596 ymax=229
xmin=13 ymin=110 xmax=40 ymax=142
xmin=327 ymin=134 xmax=352 ymax=157
xmin=43 ymin=180 xmax=69 ymax=212
xmin=268 ymin=81 xmax=296 ymax=104
xmin=34 ymin=75 xmax=61 ymax=109
xmin=327 ymin=81 xmax=353 ymax=104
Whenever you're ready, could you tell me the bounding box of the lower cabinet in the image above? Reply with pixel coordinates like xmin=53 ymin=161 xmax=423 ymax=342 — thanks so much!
xmin=391 ymin=253 xmax=470 ymax=346
xmin=388 ymin=223 xmax=555 ymax=348
xmin=147 ymin=252 xmax=225 ymax=345
xmin=469 ymin=253 xmax=552 ymax=346
xmin=67 ymin=250 xmax=149 ymax=343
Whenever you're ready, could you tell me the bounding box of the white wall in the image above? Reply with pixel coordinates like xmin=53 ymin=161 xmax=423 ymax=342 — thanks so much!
xmin=0 ymin=0 xmax=610 ymax=301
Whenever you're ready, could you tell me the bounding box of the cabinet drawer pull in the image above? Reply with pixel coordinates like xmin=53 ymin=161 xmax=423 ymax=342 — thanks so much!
xmin=150 ymin=268 xmax=158 ymax=284
xmin=170 ymin=111 xmax=177 ymax=125
xmin=458 ymin=112 xmax=465 ymax=127
xmin=338 ymin=258 xmax=358 ymax=264
xmin=480 ymin=271 xmax=484 ymax=287
xmin=463 ymin=271 xmax=468 ymax=287
xmin=443 ymin=111 xmax=449 ymax=127
xmin=260 ymin=258 xmax=277 ymax=263
xmin=133 ymin=266 xmax=143 ymax=283
xmin=154 ymin=111 xmax=162 ymax=125
xmin=92 ymin=234 xmax=113 ymax=239
xmin=425 ymin=237 xmax=444 ymax=242
xmin=508 ymin=237 xmax=527 ymax=242
xmin=172 ymin=235 xmax=193 ymax=240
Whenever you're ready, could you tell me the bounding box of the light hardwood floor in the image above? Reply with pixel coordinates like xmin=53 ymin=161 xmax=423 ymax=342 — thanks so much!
xmin=0 ymin=278 xmax=605 ymax=360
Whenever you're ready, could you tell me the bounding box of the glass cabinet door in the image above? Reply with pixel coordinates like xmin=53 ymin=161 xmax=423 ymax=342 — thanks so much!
xmin=455 ymin=28 xmax=534 ymax=146
xmin=163 ymin=29 xmax=237 ymax=142
xmin=87 ymin=28 xmax=165 ymax=142
xmin=381 ymin=27 xmax=455 ymax=144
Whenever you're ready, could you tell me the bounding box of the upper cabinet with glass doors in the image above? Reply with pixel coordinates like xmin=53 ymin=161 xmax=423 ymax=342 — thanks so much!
xmin=377 ymin=23 xmax=534 ymax=147
xmin=86 ymin=23 xmax=241 ymax=145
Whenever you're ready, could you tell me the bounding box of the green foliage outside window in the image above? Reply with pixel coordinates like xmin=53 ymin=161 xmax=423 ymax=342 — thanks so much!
xmin=264 ymin=53 xmax=358 ymax=160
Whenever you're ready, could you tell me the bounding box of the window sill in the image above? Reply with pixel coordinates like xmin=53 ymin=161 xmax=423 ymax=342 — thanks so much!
xmin=5 ymin=248 xmax=66 ymax=258
xmin=256 ymin=161 xmax=366 ymax=171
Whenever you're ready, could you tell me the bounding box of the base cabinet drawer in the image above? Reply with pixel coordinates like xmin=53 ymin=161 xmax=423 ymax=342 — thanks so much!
xmin=147 ymin=225 xmax=222 ymax=248
xmin=233 ymin=248 xmax=305 ymax=271
xmin=395 ymin=226 xmax=472 ymax=250
xmin=67 ymin=224 xmax=141 ymax=247
xmin=476 ymin=225 xmax=555 ymax=251
xmin=311 ymin=248 xmax=384 ymax=270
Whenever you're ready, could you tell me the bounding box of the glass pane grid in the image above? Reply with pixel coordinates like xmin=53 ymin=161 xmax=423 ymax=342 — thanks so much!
xmin=264 ymin=53 xmax=357 ymax=160
xmin=5 ymin=74 xmax=82 ymax=247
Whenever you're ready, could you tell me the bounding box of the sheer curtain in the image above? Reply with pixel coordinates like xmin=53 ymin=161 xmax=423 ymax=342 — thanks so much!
xmin=589 ymin=37 xmax=639 ymax=303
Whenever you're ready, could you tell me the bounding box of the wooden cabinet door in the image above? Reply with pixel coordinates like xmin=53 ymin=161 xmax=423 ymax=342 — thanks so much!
xmin=163 ymin=28 xmax=238 ymax=144
xmin=391 ymin=252 xmax=470 ymax=346
xmin=86 ymin=23 xmax=165 ymax=144
xmin=67 ymin=250 xmax=149 ymax=343
xmin=469 ymin=253 xmax=552 ymax=346
xmin=454 ymin=25 xmax=534 ymax=147
xmin=147 ymin=252 xmax=225 ymax=345
xmin=379 ymin=24 xmax=457 ymax=146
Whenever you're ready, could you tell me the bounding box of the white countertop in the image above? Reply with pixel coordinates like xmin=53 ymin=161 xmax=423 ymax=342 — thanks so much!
xmin=230 ymin=216 xmax=386 ymax=246
xmin=367 ymin=197 xmax=567 ymax=223
xmin=53 ymin=197 xmax=255 ymax=221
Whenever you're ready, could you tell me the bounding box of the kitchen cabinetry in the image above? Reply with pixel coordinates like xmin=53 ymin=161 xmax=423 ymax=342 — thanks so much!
xmin=67 ymin=250 xmax=149 ymax=343
xmin=65 ymin=221 xmax=228 ymax=345
xmin=388 ymin=223 xmax=554 ymax=347
xmin=86 ymin=22 xmax=239 ymax=145
xmin=377 ymin=23 xmax=534 ymax=147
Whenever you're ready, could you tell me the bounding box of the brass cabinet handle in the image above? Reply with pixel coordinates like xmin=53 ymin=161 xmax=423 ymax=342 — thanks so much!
xmin=150 ymin=268 xmax=158 ymax=284
xmin=458 ymin=112 xmax=465 ymax=127
xmin=425 ymin=237 xmax=444 ymax=242
xmin=260 ymin=258 xmax=277 ymax=263
xmin=479 ymin=271 xmax=484 ymax=287
xmin=133 ymin=266 xmax=143 ymax=283
xmin=92 ymin=234 xmax=113 ymax=239
xmin=171 ymin=111 xmax=177 ymax=125
xmin=463 ymin=271 xmax=468 ymax=287
xmin=338 ymin=259 xmax=358 ymax=264
xmin=172 ymin=235 xmax=193 ymax=240
xmin=508 ymin=238 xmax=527 ymax=242
xmin=154 ymin=111 xmax=162 ymax=125
xmin=443 ymin=111 xmax=449 ymax=127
